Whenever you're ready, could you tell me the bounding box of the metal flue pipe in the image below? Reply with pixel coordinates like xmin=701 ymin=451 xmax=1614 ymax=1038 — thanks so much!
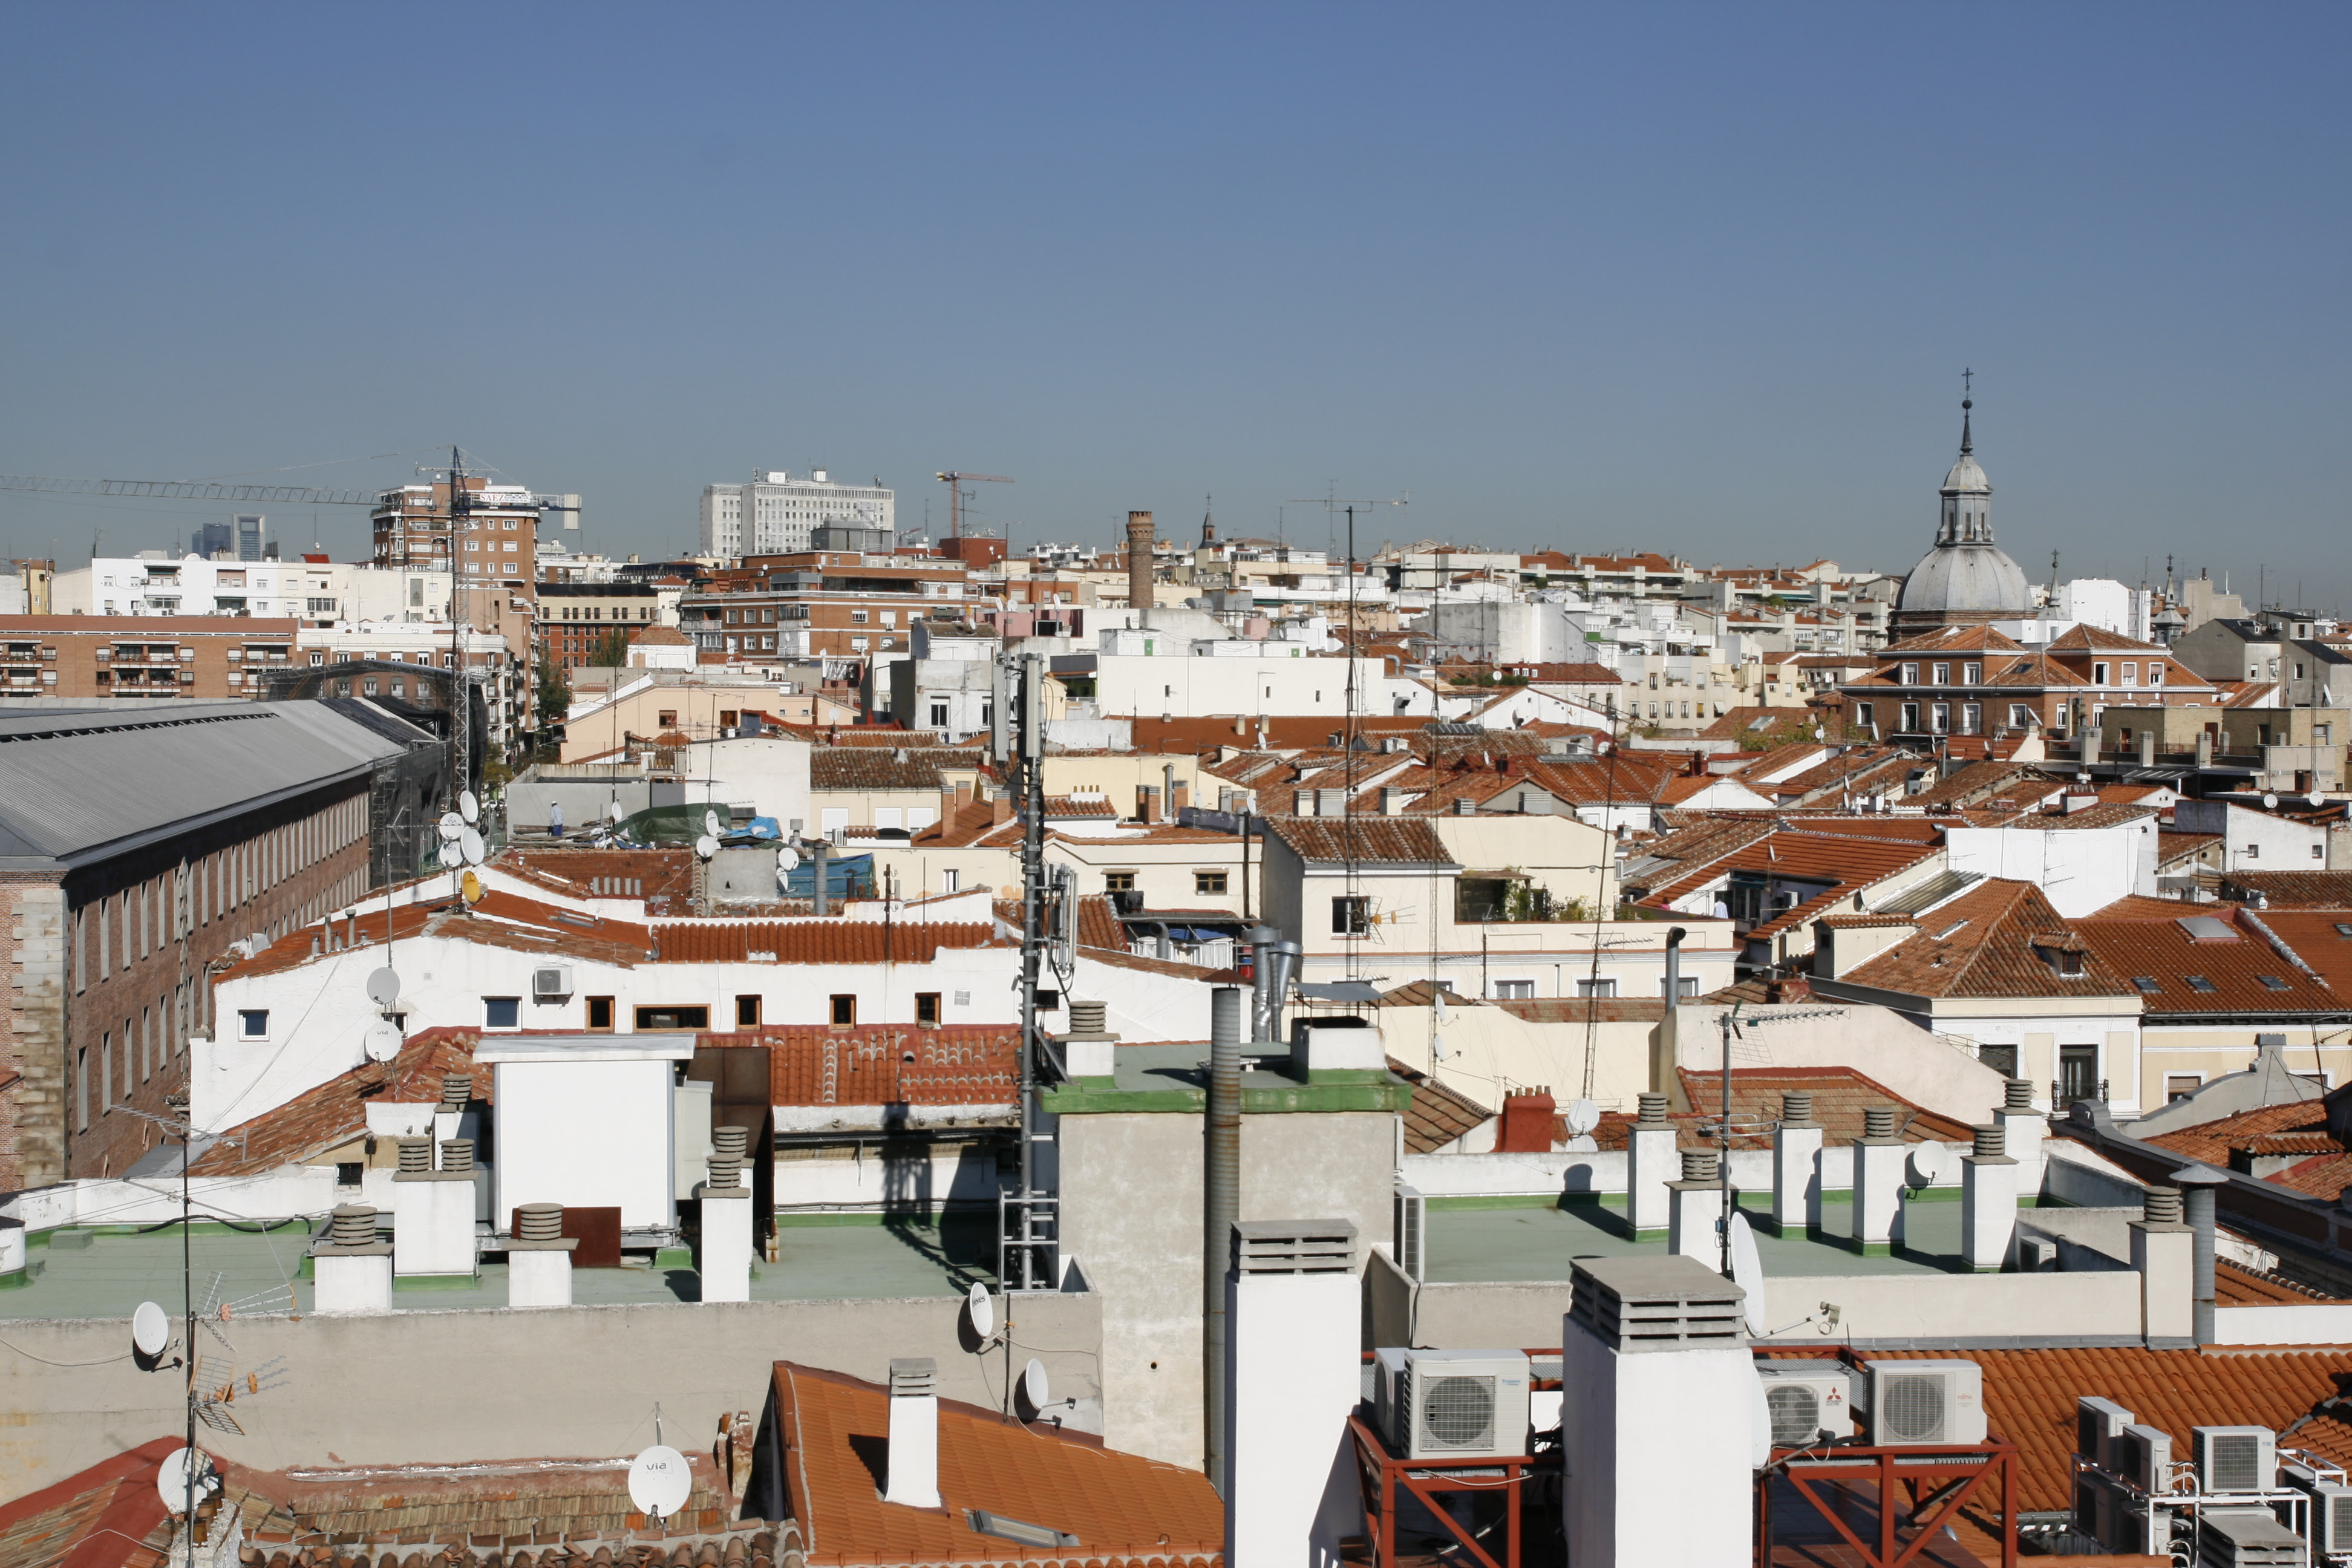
xmin=1245 ymin=926 xmax=1280 ymax=1040
xmin=1204 ymin=985 xmax=1243 ymax=1492
xmin=2174 ymin=1165 xmax=2226 ymax=1345
xmin=1260 ymin=939 xmax=1301 ymax=1048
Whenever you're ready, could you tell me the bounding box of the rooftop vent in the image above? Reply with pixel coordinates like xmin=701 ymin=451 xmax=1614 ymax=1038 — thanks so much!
xmin=517 ymin=1203 xmax=563 ymax=1243
xmin=1781 ymin=1093 xmax=1814 ymax=1123
xmin=394 ymin=1136 xmax=431 ymax=1175
xmin=1569 ymin=1255 xmax=1745 ymax=1352
xmin=1864 ymin=1106 xmax=1900 ymax=1140
xmin=330 ymin=1205 xmax=377 ymax=1247
xmin=1232 ymin=1219 xmax=1356 ymax=1275
xmin=439 ymin=1138 xmax=474 ymax=1173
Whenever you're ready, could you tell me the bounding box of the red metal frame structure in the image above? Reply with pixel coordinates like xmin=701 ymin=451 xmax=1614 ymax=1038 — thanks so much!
xmin=1759 ymin=1437 xmax=2020 ymax=1568
xmin=1347 ymin=1415 xmax=1535 ymax=1568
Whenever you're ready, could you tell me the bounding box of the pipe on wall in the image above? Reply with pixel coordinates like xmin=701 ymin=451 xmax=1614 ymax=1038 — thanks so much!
xmin=1204 ymin=985 xmax=1243 ymax=1490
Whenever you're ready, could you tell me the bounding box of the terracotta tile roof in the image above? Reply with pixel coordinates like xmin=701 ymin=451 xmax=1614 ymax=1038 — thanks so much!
xmin=1385 ymin=1057 xmax=1494 ymax=1153
xmin=1837 ymin=880 xmax=2140 ymax=1002
xmin=217 ymin=889 xmax=660 ymax=984
xmin=773 ymin=1362 xmax=1224 ymax=1568
xmin=2214 ymin=1259 xmax=2351 ymax=1305
xmin=2247 ymin=910 xmax=2352 ymax=993
xmin=2023 ymin=802 xmax=2161 ymax=832
xmin=1490 ymin=998 xmax=1668 ymax=1025
xmin=811 ymin=750 xmax=983 ymax=791
xmin=502 ymin=847 xmax=699 ymax=909
xmin=0 ymin=1436 xmax=177 ymax=1568
xmin=1262 ymin=817 xmax=1456 ymax=866
xmin=695 ymin=1025 xmax=1019 ymax=1106
xmin=2046 ymin=623 xmax=2167 ymax=653
xmin=1642 ymin=826 xmax=1944 ymax=908
xmin=1076 ymin=945 xmax=1235 ymax=981
xmin=2141 ymin=1100 xmax=2337 ymax=1169
xmin=1904 ymin=760 xmax=2061 ymax=809
xmin=2090 ymin=893 xmax=2227 ymax=918
xmin=650 ymin=921 xmax=1002 ymax=964
xmin=2223 ymin=872 xmax=2352 ymax=908
xmin=913 ymin=800 xmax=1024 ymax=849
xmin=1878 ymin=627 xmax=2028 ymax=655
xmin=193 ymin=1027 xmax=485 ymax=1176
xmin=2074 ymin=915 xmax=2339 ymax=1016
xmin=1673 ymin=1067 xmax=1975 ymax=1147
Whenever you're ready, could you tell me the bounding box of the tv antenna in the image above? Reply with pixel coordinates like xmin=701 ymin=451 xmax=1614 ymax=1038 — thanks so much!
xmin=935 ymin=472 xmax=1013 ymax=540
xmin=1711 ymin=1004 xmax=1847 ymax=1277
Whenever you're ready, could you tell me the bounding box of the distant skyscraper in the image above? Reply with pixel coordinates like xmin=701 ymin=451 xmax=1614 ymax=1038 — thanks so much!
xmin=234 ymin=514 xmax=266 ymax=562
xmin=698 ymin=471 xmax=893 ymax=558
xmin=195 ymin=521 xmax=233 ymax=559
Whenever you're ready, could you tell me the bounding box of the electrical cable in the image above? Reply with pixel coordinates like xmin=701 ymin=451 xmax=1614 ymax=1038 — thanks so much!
xmin=0 ymin=1334 xmax=136 ymax=1367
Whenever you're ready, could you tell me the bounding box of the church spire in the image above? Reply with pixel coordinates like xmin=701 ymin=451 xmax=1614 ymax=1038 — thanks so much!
xmin=1959 ymin=367 xmax=1974 ymax=456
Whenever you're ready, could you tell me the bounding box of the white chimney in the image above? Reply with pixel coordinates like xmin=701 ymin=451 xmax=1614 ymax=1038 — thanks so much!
xmin=1624 ymin=1094 xmax=1675 ymax=1240
xmin=1959 ymin=1125 xmax=2018 ymax=1272
xmin=312 ymin=1204 xmax=393 ymax=1315
xmin=1667 ymin=1149 xmax=1724 ymax=1264
xmin=1561 ymin=1256 xmax=1751 ymax=1566
xmin=884 ymin=1357 xmax=940 ymax=1508
xmin=392 ymin=1137 xmax=478 ymax=1281
xmin=1224 ymin=1221 xmax=1360 ymax=1568
xmin=1850 ymin=1107 xmax=1908 ymax=1252
xmin=1771 ymin=1093 xmax=1821 ymax=1236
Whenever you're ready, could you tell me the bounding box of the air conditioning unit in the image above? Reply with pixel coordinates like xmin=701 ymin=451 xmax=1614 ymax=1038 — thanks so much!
xmin=1863 ymin=1360 xmax=1986 ymax=1446
xmin=532 ymin=965 xmax=573 ymax=999
xmin=2074 ymin=1472 xmax=2136 ymax=1552
xmin=2284 ymin=1465 xmax=2352 ymax=1559
xmin=1371 ymin=1347 xmax=1408 ymax=1445
xmin=1392 ymin=1186 xmax=1425 ymax=1283
xmin=2195 ymin=1506 xmax=2306 ymax=1567
xmin=1757 ymin=1363 xmax=1855 ymax=1450
xmin=2118 ymin=1422 xmax=2174 ymax=1494
xmin=2194 ymin=1427 xmax=2278 ymax=1495
xmin=2079 ymin=1396 xmax=2136 ymax=1469
xmin=1392 ymin=1350 xmax=1531 ymax=1461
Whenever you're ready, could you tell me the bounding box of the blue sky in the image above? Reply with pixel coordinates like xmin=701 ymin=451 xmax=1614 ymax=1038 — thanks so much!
xmin=3 ymin=4 xmax=2345 ymax=603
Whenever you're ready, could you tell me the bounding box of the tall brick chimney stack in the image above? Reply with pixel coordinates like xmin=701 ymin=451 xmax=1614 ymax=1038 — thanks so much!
xmin=1126 ymin=511 xmax=1154 ymax=628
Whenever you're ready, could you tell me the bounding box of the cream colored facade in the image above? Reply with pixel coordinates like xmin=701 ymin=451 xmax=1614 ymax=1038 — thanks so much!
xmin=2135 ymin=1022 xmax=2352 ymax=1109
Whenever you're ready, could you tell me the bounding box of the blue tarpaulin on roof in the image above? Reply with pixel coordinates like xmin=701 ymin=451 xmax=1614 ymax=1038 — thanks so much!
xmin=782 ymin=852 xmax=875 ymax=901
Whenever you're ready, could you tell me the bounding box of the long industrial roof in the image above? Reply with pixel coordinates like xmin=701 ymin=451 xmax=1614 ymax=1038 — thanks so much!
xmin=0 ymin=701 xmax=416 ymax=870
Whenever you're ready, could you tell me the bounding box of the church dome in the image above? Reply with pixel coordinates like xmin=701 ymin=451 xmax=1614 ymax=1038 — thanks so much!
xmin=1941 ymin=452 xmax=1990 ymax=494
xmin=1898 ymin=539 xmax=2030 ymax=615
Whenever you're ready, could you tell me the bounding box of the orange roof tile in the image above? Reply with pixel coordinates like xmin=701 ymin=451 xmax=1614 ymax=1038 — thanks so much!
xmin=0 ymin=1437 xmax=178 ymax=1568
xmin=650 ymin=921 xmax=1002 ymax=964
xmin=1837 ymin=881 xmax=2140 ymax=1002
xmin=193 ymin=1027 xmax=485 ymax=1176
xmin=773 ymin=1362 xmax=1224 ymax=1568
xmin=698 ymin=1025 xmax=1019 ymax=1106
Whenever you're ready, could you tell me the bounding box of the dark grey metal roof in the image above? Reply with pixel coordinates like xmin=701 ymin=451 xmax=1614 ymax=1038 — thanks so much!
xmin=0 ymin=701 xmax=410 ymax=869
xmin=1870 ymin=868 xmax=1983 ymax=916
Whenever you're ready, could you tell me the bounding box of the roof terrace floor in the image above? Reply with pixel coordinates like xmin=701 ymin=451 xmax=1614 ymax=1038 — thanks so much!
xmin=1424 ymin=1192 xmax=1977 ymax=1284
xmin=0 ymin=1212 xmax=995 ymax=1322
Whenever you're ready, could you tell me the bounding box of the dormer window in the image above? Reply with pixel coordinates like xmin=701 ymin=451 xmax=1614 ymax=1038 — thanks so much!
xmin=2092 ymin=661 xmax=2111 ymax=684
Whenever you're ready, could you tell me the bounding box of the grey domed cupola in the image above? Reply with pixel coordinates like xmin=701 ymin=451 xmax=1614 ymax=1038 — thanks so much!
xmin=1893 ymin=380 xmax=2033 ymax=633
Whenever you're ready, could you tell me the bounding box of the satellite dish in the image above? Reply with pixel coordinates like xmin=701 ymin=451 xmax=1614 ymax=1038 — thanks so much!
xmin=1019 ymin=1357 xmax=1050 ymax=1417
xmin=1748 ymin=1366 xmax=1777 ymax=1468
xmin=1563 ymin=1098 xmax=1601 ymax=1138
xmin=1431 ymin=1030 xmax=1446 ymax=1060
xmin=1728 ymin=1211 xmax=1767 ymax=1338
xmin=609 ymin=800 xmax=624 ymax=823
xmin=460 ymin=870 xmax=485 ymax=906
xmin=778 ymin=846 xmax=800 ymax=872
xmin=1907 ymin=1141 xmax=1944 ymax=1187
xmin=362 ymin=1018 xmax=403 ymax=1063
xmin=705 ymin=809 xmax=723 ymax=837
xmin=626 ymin=1445 xmax=691 ymax=1520
xmin=132 ymin=1301 xmax=171 ymax=1357
xmin=460 ymin=790 xmax=480 ymax=824
xmin=967 ymin=1281 xmax=996 ymax=1340
xmin=460 ymin=828 xmax=486 ymax=866
xmin=2313 ymin=791 xmax=2327 ymax=809
xmin=437 ymin=812 xmax=463 ymax=842
xmin=2264 ymin=792 xmax=2280 ymax=810
xmin=694 ymin=834 xmax=719 ymax=860
xmin=365 ymin=967 xmax=400 ymax=1007
xmin=157 ymin=1448 xmax=213 ymax=1515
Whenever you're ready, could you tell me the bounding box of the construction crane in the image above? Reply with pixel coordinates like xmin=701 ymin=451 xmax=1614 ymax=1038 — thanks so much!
xmin=0 ymin=474 xmax=383 ymax=505
xmin=934 ymin=471 xmax=1012 ymax=539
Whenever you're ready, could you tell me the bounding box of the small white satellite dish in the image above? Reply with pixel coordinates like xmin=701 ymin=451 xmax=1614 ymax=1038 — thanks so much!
xmin=157 ymin=1447 xmax=214 ymax=1515
xmin=365 ymin=967 xmax=400 ymax=1007
xmin=609 ymin=800 xmax=624 ymax=823
xmin=460 ymin=790 xmax=480 ymax=825
xmin=778 ymin=846 xmax=800 ymax=872
xmin=2264 ymin=792 xmax=2281 ymax=810
xmin=967 ymin=1281 xmax=996 ymax=1341
xmin=437 ymin=812 xmax=463 ymax=842
xmin=1748 ymin=1365 xmax=1777 ymax=1468
xmin=694 ymin=834 xmax=719 ymax=860
xmin=362 ymin=1018 xmax=403 ymax=1063
xmin=1431 ymin=1030 xmax=1446 ymax=1060
xmin=626 ymin=1444 xmax=692 ymax=1520
xmin=1907 ymin=1141 xmax=1945 ymax=1187
xmin=1563 ymin=1098 xmax=1601 ymax=1138
xmin=460 ymin=828 xmax=486 ymax=866
xmin=705 ymin=809 xmax=723 ymax=837
xmin=1020 ymin=1357 xmax=1050 ymax=1415
xmin=1728 ymin=1210 xmax=1767 ymax=1338
xmin=2313 ymin=791 xmax=2327 ymax=809
xmin=1433 ymin=991 xmax=1448 ymax=1024
xmin=132 ymin=1301 xmax=171 ymax=1357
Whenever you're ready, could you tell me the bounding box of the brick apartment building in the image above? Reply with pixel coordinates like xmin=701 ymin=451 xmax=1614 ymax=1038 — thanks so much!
xmin=373 ymin=474 xmax=541 ymax=749
xmin=538 ymin=580 xmax=665 ymax=671
xmin=682 ymin=554 xmax=979 ymax=662
xmin=0 ymin=617 xmax=298 ymax=701
xmin=0 ymin=702 xmax=417 ymax=1187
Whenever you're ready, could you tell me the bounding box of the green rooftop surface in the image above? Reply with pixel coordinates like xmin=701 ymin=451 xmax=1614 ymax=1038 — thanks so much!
xmin=1424 ymin=1193 xmax=1976 ymax=1283
xmin=0 ymin=1216 xmax=993 ymax=1322
xmin=1041 ymin=1042 xmax=1410 ymax=1114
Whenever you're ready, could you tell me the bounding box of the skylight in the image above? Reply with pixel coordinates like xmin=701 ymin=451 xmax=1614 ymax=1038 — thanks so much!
xmin=1933 ymin=919 xmax=1969 ymax=941
xmin=2258 ymin=975 xmax=2292 ymax=991
xmin=2184 ymin=975 xmax=2216 ymax=993
xmin=2132 ymin=976 xmax=2160 ymax=993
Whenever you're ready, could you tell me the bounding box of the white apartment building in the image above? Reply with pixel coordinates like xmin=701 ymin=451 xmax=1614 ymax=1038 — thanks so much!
xmin=53 ymin=557 xmax=457 ymax=627
xmin=698 ymin=470 xmax=895 ymax=558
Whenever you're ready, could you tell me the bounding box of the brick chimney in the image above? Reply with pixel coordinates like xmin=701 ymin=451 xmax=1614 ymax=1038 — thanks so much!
xmin=1126 ymin=511 xmax=1154 ymax=627
xmin=989 ymin=792 xmax=1013 ymax=826
xmin=1497 ymin=1087 xmax=1557 ymax=1152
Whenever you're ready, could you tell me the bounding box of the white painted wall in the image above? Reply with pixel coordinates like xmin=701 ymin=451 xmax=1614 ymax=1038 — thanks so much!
xmin=1943 ymin=820 xmax=2160 ymax=915
xmin=485 ymin=1039 xmax=691 ymax=1229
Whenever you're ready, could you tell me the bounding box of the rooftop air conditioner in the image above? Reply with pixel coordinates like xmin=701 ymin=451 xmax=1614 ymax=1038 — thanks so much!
xmin=1757 ymin=1363 xmax=1855 ymax=1451
xmin=2195 ymin=1506 xmax=2306 ymax=1567
xmin=1371 ymin=1347 xmax=1408 ymax=1444
xmin=2284 ymin=1465 xmax=2352 ymax=1560
xmin=532 ymin=965 xmax=573 ymax=999
xmin=2193 ymin=1427 xmax=2278 ymax=1495
xmin=1392 ymin=1350 xmax=1530 ymax=1461
xmin=2117 ymin=1422 xmax=2174 ymax=1495
xmin=2079 ymin=1396 xmax=2136 ymax=1470
xmin=1863 ymin=1360 xmax=1986 ymax=1446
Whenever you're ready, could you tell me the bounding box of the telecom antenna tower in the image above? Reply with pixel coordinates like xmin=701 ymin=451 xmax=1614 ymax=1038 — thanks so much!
xmin=992 ymin=652 xmax=1066 ymax=1290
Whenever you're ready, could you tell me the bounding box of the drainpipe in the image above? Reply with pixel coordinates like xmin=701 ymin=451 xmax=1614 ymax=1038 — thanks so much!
xmin=1664 ymin=924 xmax=1688 ymax=1008
xmin=1204 ymin=985 xmax=1243 ymax=1491
xmin=2173 ymin=1165 xmax=2226 ymax=1344
xmin=812 ymin=838 xmax=831 ymax=918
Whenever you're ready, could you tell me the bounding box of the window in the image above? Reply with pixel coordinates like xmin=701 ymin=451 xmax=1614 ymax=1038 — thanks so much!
xmin=1930 ymin=703 xmax=1950 ymax=734
xmin=2245 ymin=844 xmax=2260 ymax=860
xmin=851 ymin=636 xmax=868 ymax=652
xmin=942 ymin=869 xmax=960 ymax=893
xmin=586 ymin=996 xmax=614 ymax=1031
xmin=930 ymin=702 xmax=949 ymax=728
xmin=1978 ymin=1044 xmax=2018 ymax=1077
xmin=2149 ymin=663 xmax=2164 ymax=685
xmin=736 ymin=995 xmax=762 ymax=1028
xmin=1331 ymin=896 xmax=1371 ymax=936
xmin=1857 ymin=702 xmax=1874 ymax=729
xmin=1659 ymin=975 xmax=1699 ymax=999
xmin=2317 ymin=844 xmax=2328 ymax=861
xmin=830 ymin=995 xmax=857 ymax=1026
xmin=1491 ymin=979 xmax=1535 ymax=999
xmin=335 ymin=1162 xmax=362 ymax=1188
xmin=1900 ymin=663 xmax=1919 ymax=685
xmin=238 ymin=1008 xmax=268 ymax=1040
xmin=635 ymin=1005 xmax=710 ymax=1030
xmin=2132 ymin=976 xmax=2160 ymax=993
xmin=2058 ymin=1044 xmax=2099 ymax=1106
xmin=2258 ymin=975 xmax=2292 ymax=991
xmin=2183 ymin=975 xmax=2216 ymax=993
xmin=1931 ymin=663 xmax=1950 ymax=685
xmin=76 ymin=1045 xmax=87 ymax=1129
xmin=2009 ymin=704 xmax=2034 ymax=729
xmin=1961 ymin=703 xmax=1982 ymax=735
xmin=2166 ymin=1074 xmax=2202 ymax=1103
xmin=1103 ymin=872 xmax=1136 ymax=893
xmin=2092 ymin=661 xmax=2110 ymax=685
xmin=1901 ymin=703 xmax=1920 ymax=732
xmin=2120 ymin=663 xmax=2137 ymax=687
xmin=485 ymin=996 xmax=520 ymax=1029
xmin=916 ymin=992 xmax=941 ymax=1027
xmin=1194 ymin=871 xmax=1228 ymax=895
xmin=851 ymin=609 xmax=869 ymax=624
xmin=1962 ymin=662 xmax=1982 ymax=684
xmin=1577 ymin=978 xmax=1618 ymax=998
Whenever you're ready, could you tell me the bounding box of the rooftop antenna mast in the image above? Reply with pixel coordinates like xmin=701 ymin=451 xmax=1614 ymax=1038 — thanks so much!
xmin=447 ymin=446 xmax=471 ymax=811
xmin=935 ymin=472 xmax=1013 ymax=540
xmin=991 ymin=650 xmax=1056 ymax=1291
